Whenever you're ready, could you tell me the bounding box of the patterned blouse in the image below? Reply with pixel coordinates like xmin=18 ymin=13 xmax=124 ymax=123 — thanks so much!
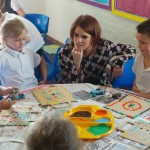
xmin=58 ymin=39 xmax=136 ymax=86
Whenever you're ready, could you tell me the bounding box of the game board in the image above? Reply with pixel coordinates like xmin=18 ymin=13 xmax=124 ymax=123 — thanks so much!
xmin=64 ymin=105 xmax=115 ymax=139
xmin=32 ymin=85 xmax=77 ymax=108
xmin=105 ymin=95 xmax=150 ymax=118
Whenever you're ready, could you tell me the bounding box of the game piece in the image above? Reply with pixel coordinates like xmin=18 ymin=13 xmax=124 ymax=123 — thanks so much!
xmin=8 ymin=93 xmax=25 ymax=100
xmin=112 ymin=93 xmax=122 ymax=99
xmin=90 ymin=88 xmax=105 ymax=98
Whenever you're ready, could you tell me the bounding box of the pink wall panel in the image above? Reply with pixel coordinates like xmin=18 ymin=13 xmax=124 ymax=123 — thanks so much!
xmin=134 ymin=0 xmax=144 ymax=17
xmin=143 ymin=0 xmax=150 ymax=18
xmin=124 ymin=0 xmax=135 ymax=14
xmin=115 ymin=0 xmax=150 ymax=18
xmin=116 ymin=0 xmax=125 ymax=10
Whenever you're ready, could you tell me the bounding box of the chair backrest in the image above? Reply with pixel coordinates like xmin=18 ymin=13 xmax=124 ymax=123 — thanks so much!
xmin=42 ymin=45 xmax=62 ymax=81
xmin=41 ymin=37 xmax=70 ymax=82
xmin=53 ymin=46 xmax=62 ymax=72
xmin=25 ymin=13 xmax=49 ymax=41
xmin=65 ymin=37 xmax=71 ymax=44
xmin=111 ymin=58 xmax=135 ymax=90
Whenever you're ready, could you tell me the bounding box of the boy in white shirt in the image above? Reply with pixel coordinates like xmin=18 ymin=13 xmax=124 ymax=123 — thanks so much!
xmin=0 ymin=18 xmax=47 ymax=90
xmin=0 ymin=11 xmax=45 ymax=54
xmin=132 ymin=19 xmax=150 ymax=99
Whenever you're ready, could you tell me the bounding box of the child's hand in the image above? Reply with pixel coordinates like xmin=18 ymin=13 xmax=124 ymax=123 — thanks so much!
xmin=1 ymin=87 xmax=19 ymax=96
xmin=6 ymin=87 xmax=19 ymax=96
xmin=111 ymin=66 xmax=123 ymax=80
xmin=0 ymin=98 xmax=16 ymax=110
xmin=38 ymin=80 xmax=46 ymax=85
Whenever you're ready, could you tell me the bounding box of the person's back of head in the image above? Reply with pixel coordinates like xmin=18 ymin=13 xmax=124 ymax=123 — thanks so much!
xmin=24 ymin=112 xmax=83 ymax=150
xmin=136 ymin=19 xmax=150 ymax=37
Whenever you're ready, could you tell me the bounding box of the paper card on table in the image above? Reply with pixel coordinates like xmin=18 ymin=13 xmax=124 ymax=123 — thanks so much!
xmin=0 ymin=126 xmax=27 ymax=143
xmin=32 ymin=85 xmax=77 ymax=107
xmin=134 ymin=119 xmax=150 ymax=131
xmin=0 ymin=117 xmax=29 ymax=126
xmin=0 ymin=110 xmax=41 ymax=126
xmin=121 ymin=123 xmax=150 ymax=146
xmin=106 ymin=95 xmax=150 ymax=118
xmin=143 ymin=111 xmax=150 ymax=122
xmin=11 ymin=105 xmax=43 ymax=113
xmin=73 ymin=90 xmax=91 ymax=100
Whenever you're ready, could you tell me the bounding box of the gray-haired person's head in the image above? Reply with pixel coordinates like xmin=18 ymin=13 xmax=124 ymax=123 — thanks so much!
xmin=24 ymin=112 xmax=84 ymax=150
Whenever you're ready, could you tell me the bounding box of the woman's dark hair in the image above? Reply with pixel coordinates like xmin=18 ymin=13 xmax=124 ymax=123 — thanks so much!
xmin=70 ymin=15 xmax=102 ymax=48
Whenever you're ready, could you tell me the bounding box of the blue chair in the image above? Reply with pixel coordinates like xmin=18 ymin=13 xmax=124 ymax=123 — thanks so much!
xmin=0 ymin=96 xmax=3 ymax=101
xmin=34 ymin=46 xmax=62 ymax=82
xmin=25 ymin=13 xmax=49 ymax=41
xmin=35 ymin=38 xmax=70 ymax=82
xmin=65 ymin=37 xmax=71 ymax=44
xmin=43 ymin=38 xmax=71 ymax=82
xmin=111 ymin=58 xmax=135 ymax=90
xmin=42 ymin=46 xmax=62 ymax=81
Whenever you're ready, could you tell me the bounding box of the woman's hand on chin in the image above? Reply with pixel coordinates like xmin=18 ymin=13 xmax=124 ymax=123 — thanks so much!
xmin=72 ymin=47 xmax=83 ymax=66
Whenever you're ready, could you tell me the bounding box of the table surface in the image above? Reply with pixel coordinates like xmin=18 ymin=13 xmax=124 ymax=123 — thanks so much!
xmin=0 ymin=83 xmax=149 ymax=150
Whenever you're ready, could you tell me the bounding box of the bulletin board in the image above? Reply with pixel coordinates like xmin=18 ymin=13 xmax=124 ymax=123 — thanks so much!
xmin=112 ymin=0 xmax=148 ymax=22
xmin=79 ymin=0 xmax=111 ymax=10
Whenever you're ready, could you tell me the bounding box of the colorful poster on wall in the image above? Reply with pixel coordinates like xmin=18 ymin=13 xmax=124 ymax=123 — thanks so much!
xmin=79 ymin=0 xmax=111 ymax=10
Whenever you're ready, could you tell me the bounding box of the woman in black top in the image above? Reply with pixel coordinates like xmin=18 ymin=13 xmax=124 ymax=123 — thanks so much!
xmin=59 ymin=15 xmax=136 ymax=86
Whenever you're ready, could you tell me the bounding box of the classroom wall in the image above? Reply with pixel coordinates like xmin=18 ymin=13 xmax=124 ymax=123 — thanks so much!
xmin=20 ymin=0 xmax=140 ymax=53
xmin=45 ymin=0 xmax=140 ymax=52
xmin=19 ymin=0 xmax=45 ymax=14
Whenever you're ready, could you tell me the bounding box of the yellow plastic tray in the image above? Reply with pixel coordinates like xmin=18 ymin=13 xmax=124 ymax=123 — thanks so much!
xmin=64 ymin=105 xmax=115 ymax=139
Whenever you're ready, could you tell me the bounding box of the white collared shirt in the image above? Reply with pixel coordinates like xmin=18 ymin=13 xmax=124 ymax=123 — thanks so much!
xmin=11 ymin=0 xmax=21 ymax=11
xmin=0 ymin=46 xmax=41 ymax=90
xmin=132 ymin=54 xmax=150 ymax=93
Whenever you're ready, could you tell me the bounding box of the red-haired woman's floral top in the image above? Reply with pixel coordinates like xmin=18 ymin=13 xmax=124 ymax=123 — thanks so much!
xmin=58 ymin=39 xmax=136 ymax=86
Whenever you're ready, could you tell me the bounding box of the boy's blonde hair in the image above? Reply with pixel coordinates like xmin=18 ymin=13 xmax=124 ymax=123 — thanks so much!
xmin=1 ymin=18 xmax=27 ymax=38
xmin=24 ymin=112 xmax=84 ymax=150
